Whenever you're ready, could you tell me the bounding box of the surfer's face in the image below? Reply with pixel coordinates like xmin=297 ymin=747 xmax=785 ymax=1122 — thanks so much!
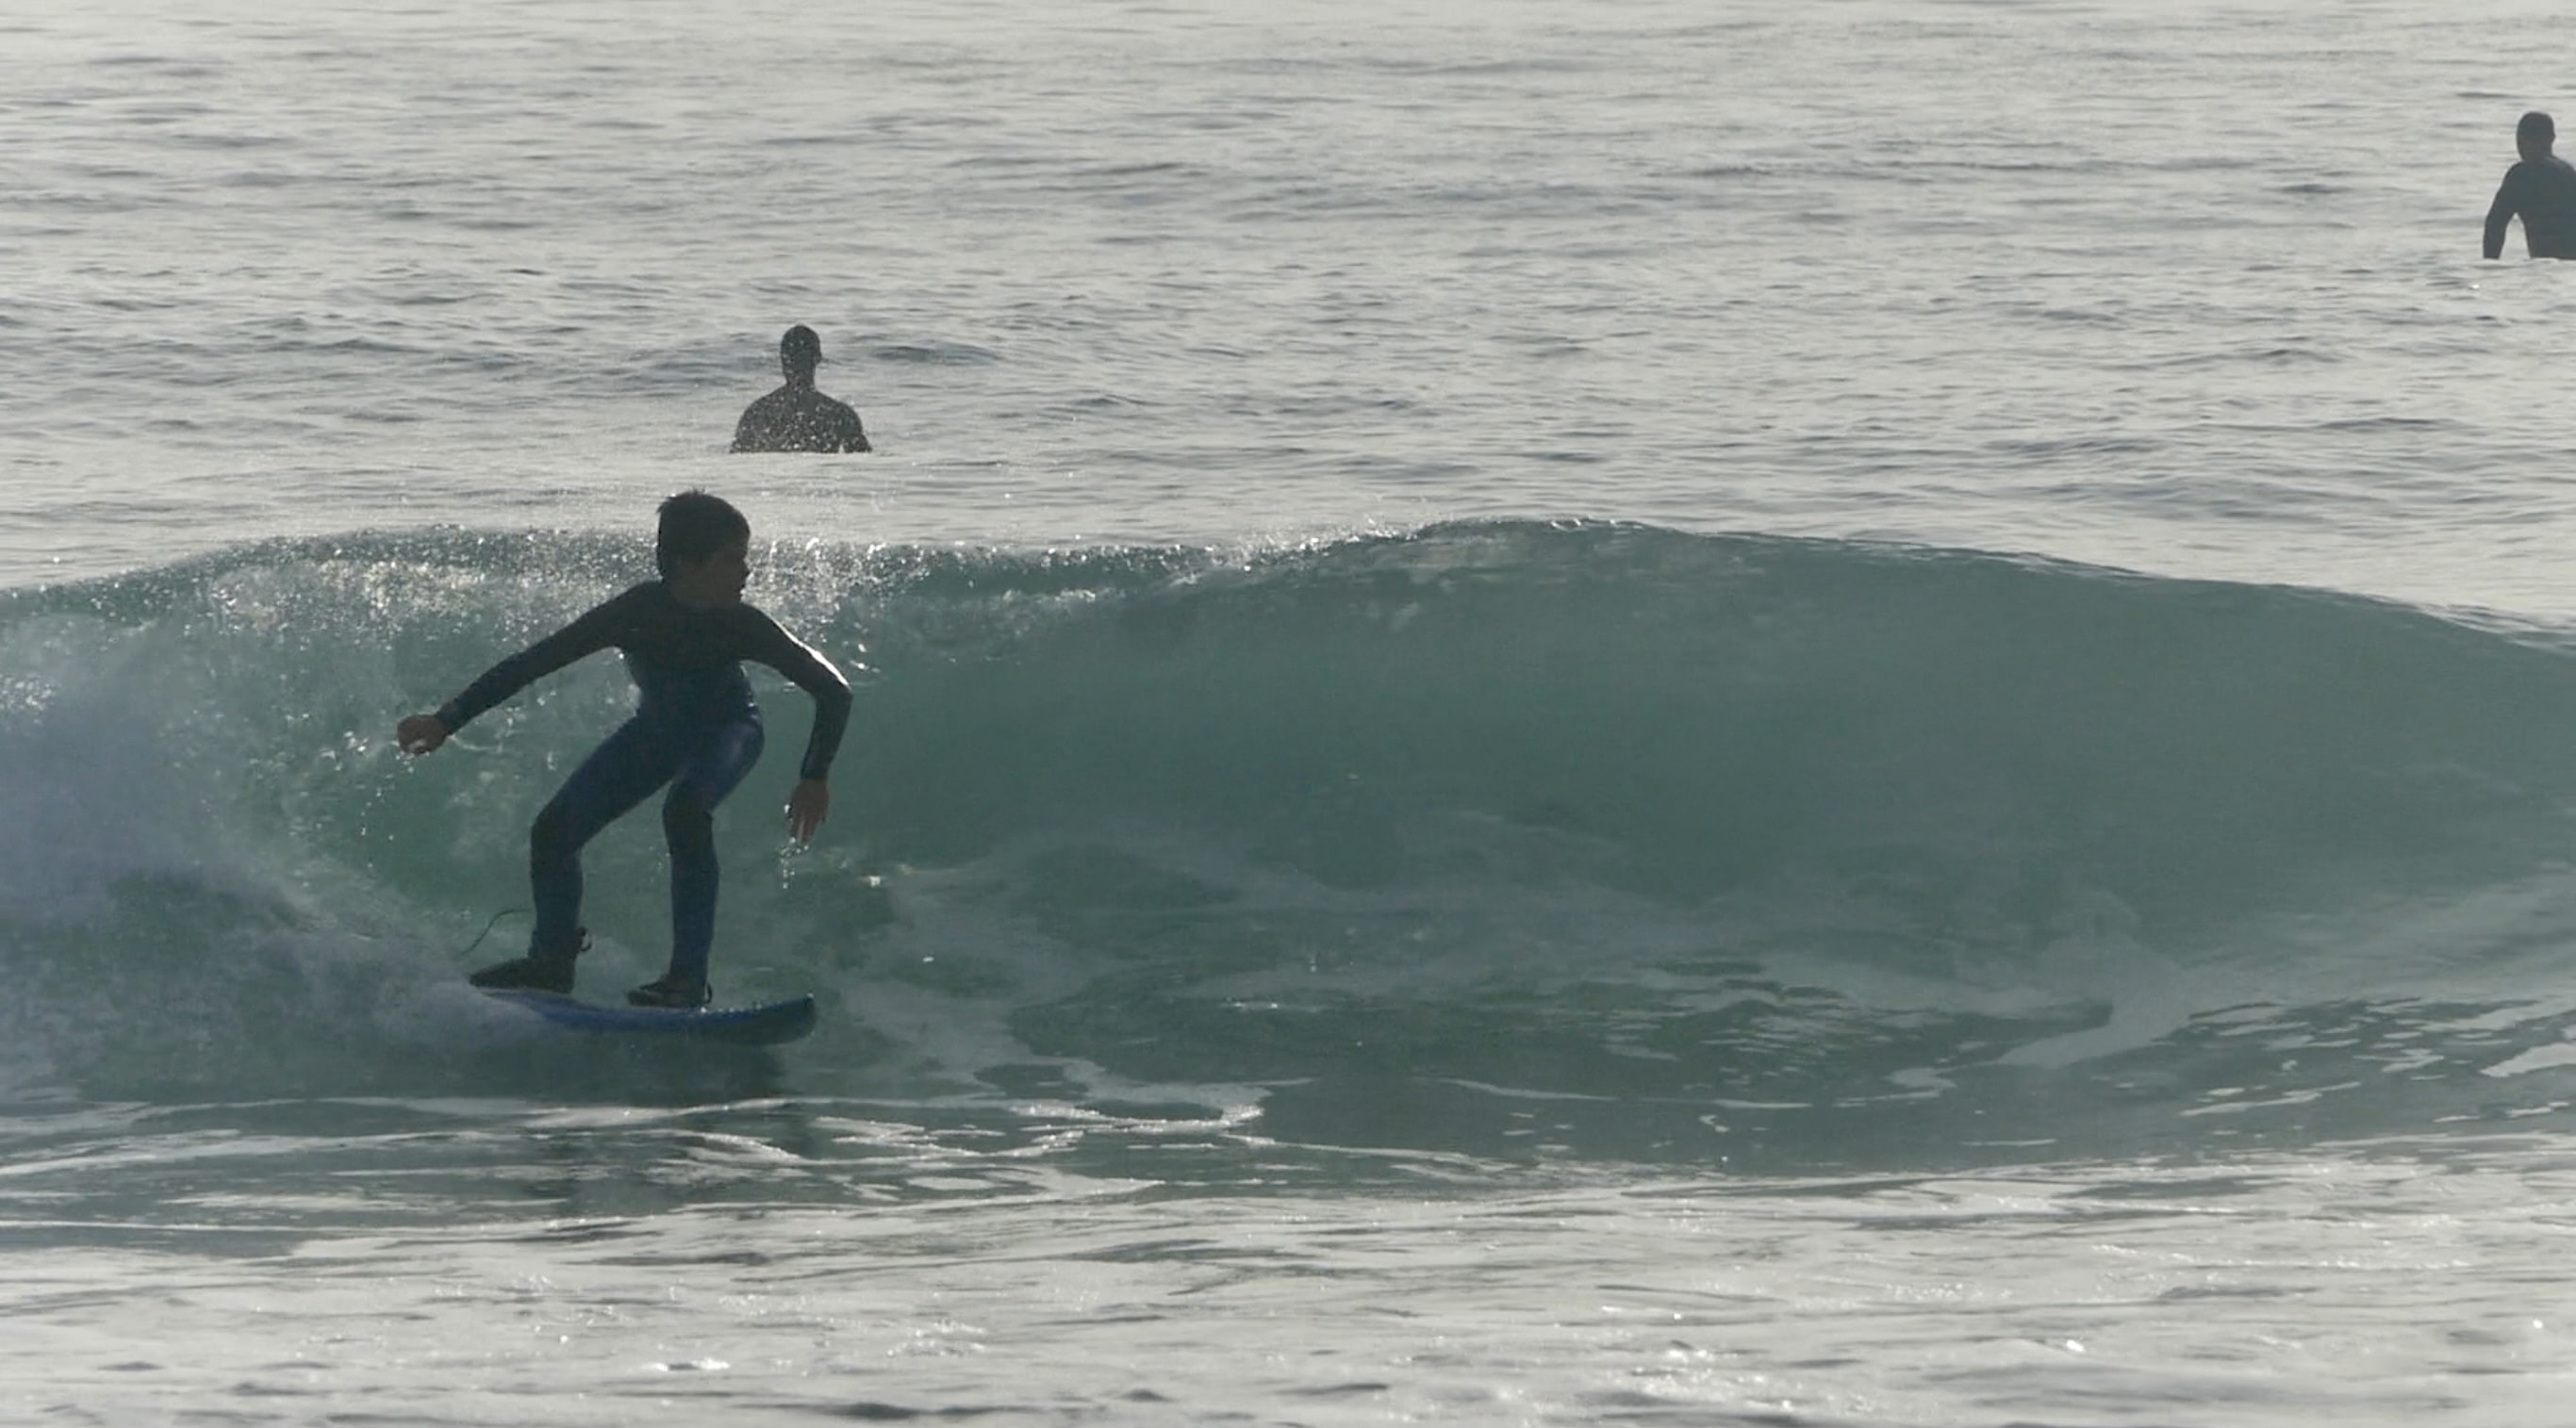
xmin=671 ymin=539 xmax=751 ymax=606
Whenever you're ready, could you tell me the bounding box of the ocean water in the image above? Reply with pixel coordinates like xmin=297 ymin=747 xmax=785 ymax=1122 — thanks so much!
xmin=11 ymin=0 xmax=2576 ymax=1422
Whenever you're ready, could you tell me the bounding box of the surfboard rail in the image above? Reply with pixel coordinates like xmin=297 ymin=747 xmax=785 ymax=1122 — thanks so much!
xmin=482 ymin=988 xmax=818 ymax=1046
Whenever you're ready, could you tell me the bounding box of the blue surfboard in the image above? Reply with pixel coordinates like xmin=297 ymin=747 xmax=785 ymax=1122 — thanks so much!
xmin=483 ymin=989 xmax=817 ymax=1046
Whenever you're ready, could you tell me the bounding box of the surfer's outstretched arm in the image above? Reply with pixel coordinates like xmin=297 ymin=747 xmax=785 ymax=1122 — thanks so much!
xmin=393 ymin=589 xmax=637 ymax=758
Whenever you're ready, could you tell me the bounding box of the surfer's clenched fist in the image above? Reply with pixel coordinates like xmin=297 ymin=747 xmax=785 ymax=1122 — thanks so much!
xmin=396 ymin=713 xmax=449 ymax=756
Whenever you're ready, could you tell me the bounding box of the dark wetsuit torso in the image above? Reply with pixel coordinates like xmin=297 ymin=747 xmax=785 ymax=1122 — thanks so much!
xmin=2485 ymin=156 xmax=2576 ymax=258
xmin=732 ymin=385 xmax=872 ymax=454
xmin=438 ymin=581 xmax=852 ymax=780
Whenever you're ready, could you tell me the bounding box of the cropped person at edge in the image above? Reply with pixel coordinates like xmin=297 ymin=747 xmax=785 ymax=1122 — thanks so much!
xmin=2485 ymin=110 xmax=2576 ymax=260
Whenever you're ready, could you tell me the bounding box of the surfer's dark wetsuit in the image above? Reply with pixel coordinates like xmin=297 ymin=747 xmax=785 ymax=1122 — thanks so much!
xmin=434 ymin=581 xmax=852 ymax=988
xmin=732 ymin=386 xmax=872 ymax=453
xmin=2484 ymin=155 xmax=2576 ymax=258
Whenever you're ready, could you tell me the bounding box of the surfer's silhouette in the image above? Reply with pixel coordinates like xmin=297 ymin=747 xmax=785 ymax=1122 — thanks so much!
xmin=395 ymin=491 xmax=853 ymax=1009
xmin=2484 ymin=110 xmax=2576 ymax=259
xmin=731 ymin=324 xmax=872 ymax=453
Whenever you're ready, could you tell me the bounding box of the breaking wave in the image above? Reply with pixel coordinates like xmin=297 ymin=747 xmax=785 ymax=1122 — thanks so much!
xmin=9 ymin=519 xmax=2576 ymax=1167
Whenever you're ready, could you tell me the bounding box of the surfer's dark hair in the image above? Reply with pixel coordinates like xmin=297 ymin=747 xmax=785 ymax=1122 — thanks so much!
xmin=2522 ymin=110 xmax=2556 ymax=144
xmin=656 ymin=490 xmax=751 ymax=578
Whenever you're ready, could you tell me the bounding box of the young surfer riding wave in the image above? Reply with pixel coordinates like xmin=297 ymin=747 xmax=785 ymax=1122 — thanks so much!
xmin=396 ymin=491 xmax=853 ymax=1009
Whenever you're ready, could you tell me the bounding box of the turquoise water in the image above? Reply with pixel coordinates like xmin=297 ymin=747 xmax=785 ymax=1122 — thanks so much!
xmin=12 ymin=2 xmax=2576 ymax=1422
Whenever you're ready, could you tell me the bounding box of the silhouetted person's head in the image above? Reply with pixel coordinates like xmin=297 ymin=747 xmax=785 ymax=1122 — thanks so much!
xmin=2520 ymin=110 xmax=2556 ymax=163
xmin=780 ymin=325 xmax=823 ymax=386
xmin=656 ymin=489 xmax=751 ymax=580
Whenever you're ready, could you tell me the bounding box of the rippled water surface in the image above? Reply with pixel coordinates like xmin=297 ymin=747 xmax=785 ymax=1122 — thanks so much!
xmin=12 ymin=1 xmax=2576 ymax=1422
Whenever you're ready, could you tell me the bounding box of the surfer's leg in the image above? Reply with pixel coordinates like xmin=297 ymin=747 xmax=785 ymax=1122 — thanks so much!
xmin=528 ymin=717 xmax=685 ymax=959
xmin=472 ymin=721 xmax=676 ymax=992
xmin=656 ymin=715 xmax=767 ymax=989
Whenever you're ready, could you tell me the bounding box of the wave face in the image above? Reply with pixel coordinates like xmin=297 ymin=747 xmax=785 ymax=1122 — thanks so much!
xmin=10 ymin=520 xmax=2576 ymax=1166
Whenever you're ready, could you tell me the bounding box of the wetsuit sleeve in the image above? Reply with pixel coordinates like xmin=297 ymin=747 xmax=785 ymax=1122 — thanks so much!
xmin=741 ymin=609 xmax=854 ymax=780
xmin=434 ymin=587 xmax=635 ymax=731
xmin=837 ymin=402 xmax=872 ymax=454
xmin=2487 ymin=166 xmax=2524 ymax=259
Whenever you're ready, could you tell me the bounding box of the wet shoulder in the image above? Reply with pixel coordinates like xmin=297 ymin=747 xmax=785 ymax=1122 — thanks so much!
xmin=588 ymin=580 xmax=668 ymax=632
xmin=718 ymin=599 xmax=793 ymax=643
xmin=2510 ymin=156 xmax=2576 ymax=189
xmin=741 ymin=386 xmax=799 ymax=418
xmin=606 ymin=581 xmax=714 ymax=644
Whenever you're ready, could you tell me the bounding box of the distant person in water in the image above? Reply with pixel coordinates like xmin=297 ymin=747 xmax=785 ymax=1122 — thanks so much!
xmin=2484 ymin=110 xmax=2576 ymax=259
xmin=395 ymin=491 xmax=853 ymax=1009
xmin=732 ymin=324 xmax=872 ymax=453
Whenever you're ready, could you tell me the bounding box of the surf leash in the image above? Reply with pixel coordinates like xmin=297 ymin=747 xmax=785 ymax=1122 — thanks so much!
xmin=454 ymin=908 xmax=526 ymax=961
